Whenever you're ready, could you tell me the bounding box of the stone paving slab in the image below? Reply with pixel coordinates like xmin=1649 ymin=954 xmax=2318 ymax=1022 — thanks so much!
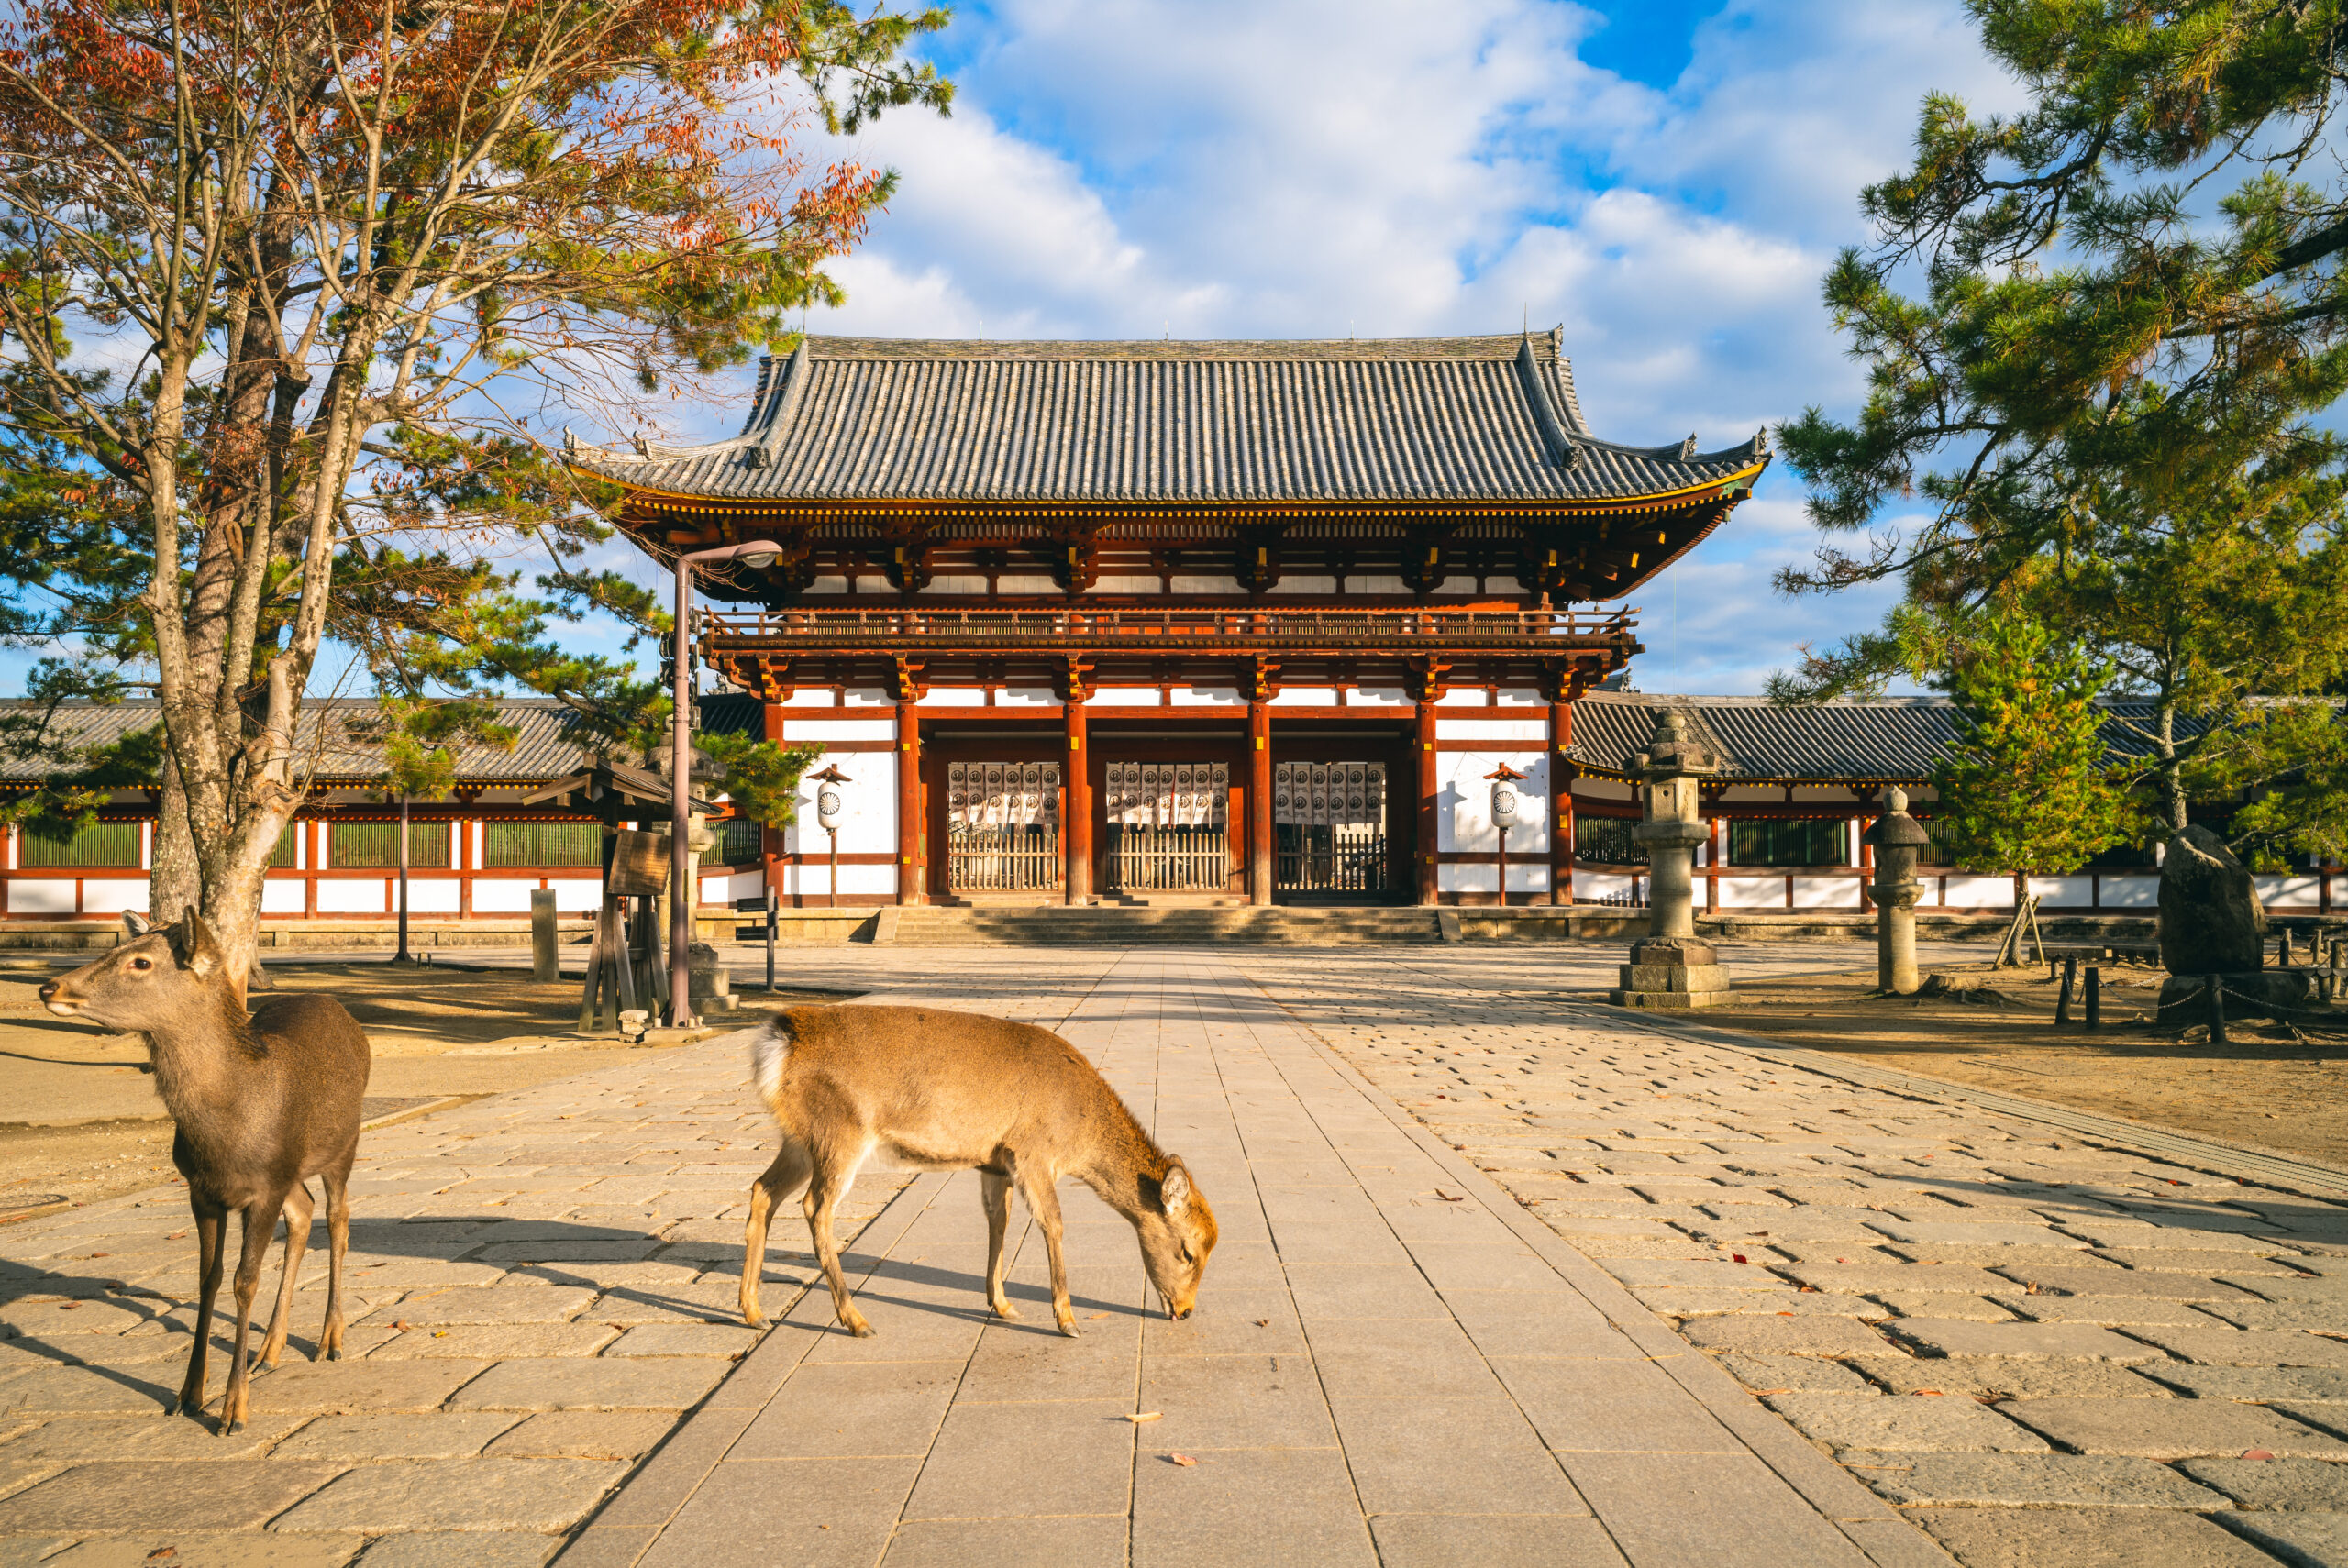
xmin=1210 ymin=944 xmax=2348 ymax=1567
xmin=569 ymin=946 xmax=1966 ymax=1568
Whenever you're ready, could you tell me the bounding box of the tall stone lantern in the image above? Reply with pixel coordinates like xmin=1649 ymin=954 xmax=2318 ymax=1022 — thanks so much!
xmin=1611 ymin=711 xmax=1731 ymax=1010
xmin=1864 ymin=787 xmax=1931 ymax=995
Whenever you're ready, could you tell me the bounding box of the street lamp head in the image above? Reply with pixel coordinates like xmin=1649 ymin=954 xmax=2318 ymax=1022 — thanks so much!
xmin=734 ymin=542 xmax=781 ymax=570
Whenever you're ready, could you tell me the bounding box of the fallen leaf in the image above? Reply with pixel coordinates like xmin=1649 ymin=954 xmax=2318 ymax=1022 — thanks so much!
xmin=1125 ymin=1411 xmax=1163 ymax=1423
xmin=87 ymin=1253 xmax=107 ymax=1259
xmin=1731 ymin=1253 xmax=1747 ymax=1264
xmin=58 ymin=1303 xmax=76 ymax=1311
xmin=146 ymin=1551 xmax=174 ymax=1562
xmin=167 ymin=1231 xmax=187 ymax=1240
xmin=1254 ymin=1319 xmax=1269 ymax=1327
xmin=432 ymin=1331 xmax=449 ymax=1338
xmin=1168 ymin=1452 xmax=1199 ymax=1467
xmin=2243 ymin=1449 xmax=2276 ymax=1461
xmin=393 ymin=1320 xmax=411 ymax=1331
xmin=1911 ymin=1389 xmax=1943 ymax=1397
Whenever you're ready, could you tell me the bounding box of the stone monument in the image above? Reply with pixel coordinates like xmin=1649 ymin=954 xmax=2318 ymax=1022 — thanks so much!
xmin=1864 ymin=787 xmax=1931 ymax=995
xmin=1610 ymin=711 xmax=1732 ymax=1009
xmin=2155 ymin=824 xmax=2309 ymax=1022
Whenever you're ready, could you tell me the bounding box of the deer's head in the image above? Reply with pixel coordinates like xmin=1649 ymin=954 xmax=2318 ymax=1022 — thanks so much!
xmin=40 ymin=908 xmax=228 ymax=1033
xmin=1132 ymin=1158 xmax=1217 ymax=1320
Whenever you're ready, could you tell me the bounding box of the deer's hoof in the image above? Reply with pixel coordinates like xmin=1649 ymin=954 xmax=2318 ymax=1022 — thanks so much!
xmin=325 ymin=1347 xmax=342 ymax=1362
xmin=844 ymin=1317 xmax=876 ymax=1339
xmin=991 ymin=1301 xmax=1021 ymax=1320
xmin=220 ymin=1418 xmax=240 ymax=1437
xmin=163 ymin=1397 xmax=181 ymax=1419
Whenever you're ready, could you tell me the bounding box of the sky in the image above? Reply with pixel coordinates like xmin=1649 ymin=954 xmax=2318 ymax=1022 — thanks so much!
xmin=626 ymin=0 xmax=2022 ymax=695
xmin=2 ymin=0 xmax=2024 ymax=702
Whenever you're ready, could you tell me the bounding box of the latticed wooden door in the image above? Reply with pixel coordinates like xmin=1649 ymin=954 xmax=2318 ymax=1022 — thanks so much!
xmin=1102 ymin=762 xmax=1231 ymax=892
xmin=1275 ymin=762 xmax=1388 ymax=893
xmin=947 ymin=762 xmax=1062 ymax=890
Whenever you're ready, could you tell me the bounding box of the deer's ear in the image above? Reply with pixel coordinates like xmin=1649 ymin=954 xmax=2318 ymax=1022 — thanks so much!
xmin=183 ymin=912 xmax=226 ymax=978
xmin=121 ymin=911 xmax=150 ymax=939
xmin=1159 ymin=1162 xmax=1193 ymax=1214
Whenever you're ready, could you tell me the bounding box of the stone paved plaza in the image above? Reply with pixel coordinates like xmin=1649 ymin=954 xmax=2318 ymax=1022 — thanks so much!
xmin=0 ymin=944 xmax=2344 ymax=1565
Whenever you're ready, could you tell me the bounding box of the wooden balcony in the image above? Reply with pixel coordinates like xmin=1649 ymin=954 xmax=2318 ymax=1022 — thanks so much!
xmin=704 ymin=606 xmax=1640 ymax=660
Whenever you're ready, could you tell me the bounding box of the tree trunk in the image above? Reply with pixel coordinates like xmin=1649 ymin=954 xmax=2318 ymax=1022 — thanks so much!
xmin=2155 ymin=701 xmax=2187 ymax=834
xmin=150 ymin=750 xmax=199 ymax=928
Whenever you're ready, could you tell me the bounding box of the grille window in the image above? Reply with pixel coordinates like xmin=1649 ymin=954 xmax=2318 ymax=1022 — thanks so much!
xmin=329 ymin=821 xmax=452 ymax=868
xmin=18 ymin=821 xmax=140 ymax=867
xmin=1727 ymin=819 xmax=1848 ymax=867
xmin=482 ymin=822 xmax=603 ymax=867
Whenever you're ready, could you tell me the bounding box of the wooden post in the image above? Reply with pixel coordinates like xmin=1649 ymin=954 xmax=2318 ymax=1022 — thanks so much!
xmin=765 ymin=886 xmax=778 ymax=993
xmin=1248 ymin=700 xmax=1273 ymax=907
xmin=1064 ymin=700 xmax=1091 ymax=905
xmin=895 ymin=700 xmax=922 ymax=907
xmin=2085 ymin=965 xmax=2101 ymax=1031
xmin=1548 ymin=698 xmax=1573 ymax=907
xmin=1415 ymin=699 xmax=1439 ymax=906
xmin=2056 ymin=955 xmax=2077 ymax=1026
xmin=530 ymin=889 xmax=557 ymax=982
xmin=2205 ymin=973 xmax=2228 ymax=1045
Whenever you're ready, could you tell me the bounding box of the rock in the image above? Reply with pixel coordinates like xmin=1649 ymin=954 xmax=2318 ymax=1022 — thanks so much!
xmin=1628 ymin=937 xmax=1718 ymax=966
xmin=2155 ymin=969 xmax=2313 ymax=1024
xmin=2160 ymin=824 xmax=2266 ymax=975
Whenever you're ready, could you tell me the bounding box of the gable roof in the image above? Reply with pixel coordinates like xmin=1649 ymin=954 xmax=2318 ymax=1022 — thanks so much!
xmin=571 ymin=330 xmax=1768 ymax=506
xmin=1568 ymin=692 xmax=2209 ymax=785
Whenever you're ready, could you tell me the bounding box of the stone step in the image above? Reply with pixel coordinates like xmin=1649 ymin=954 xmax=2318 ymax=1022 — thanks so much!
xmin=881 ymin=906 xmax=1443 ymax=945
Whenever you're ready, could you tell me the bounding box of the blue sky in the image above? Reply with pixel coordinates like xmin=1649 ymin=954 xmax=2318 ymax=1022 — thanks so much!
xmin=6 ymin=1 xmax=2021 ymax=702
xmin=690 ymin=0 xmax=2019 ymax=690
xmin=655 ymin=0 xmax=2022 ymax=694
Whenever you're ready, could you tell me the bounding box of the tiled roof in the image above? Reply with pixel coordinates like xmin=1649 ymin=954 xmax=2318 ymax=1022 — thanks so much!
xmin=572 ymin=330 xmax=1768 ymax=505
xmin=1569 ymin=693 xmax=2210 ymax=783
xmin=0 ymin=698 xmax=747 ymax=785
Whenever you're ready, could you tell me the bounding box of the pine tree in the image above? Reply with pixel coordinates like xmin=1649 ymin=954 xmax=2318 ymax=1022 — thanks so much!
xmin=1933 ymin=612 xmax=2135 ymax=875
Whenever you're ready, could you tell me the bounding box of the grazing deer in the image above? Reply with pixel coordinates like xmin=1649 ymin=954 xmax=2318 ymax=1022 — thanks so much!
xmin=739 ymin=1005 xmax=1217 ymax=1338
xmin=40 ymin=909 xmax=370 ymax=1432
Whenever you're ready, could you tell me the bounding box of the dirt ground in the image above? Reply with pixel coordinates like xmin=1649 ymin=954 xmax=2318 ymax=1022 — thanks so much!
xmin=0 ymin=958 xmax=853 ymax=1214
xmin=1692 ymin=959 xmax=2348 ymax=1166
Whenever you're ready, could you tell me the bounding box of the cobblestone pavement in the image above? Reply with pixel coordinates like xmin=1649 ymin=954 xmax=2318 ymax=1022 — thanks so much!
xmin=1233 ymin=947 xmax=2348 ymax=1568
xmin=0 ymin=964 xmax=1125 ymax=1568
xmin=6 ymin=941 xmax=2334 ymax=1567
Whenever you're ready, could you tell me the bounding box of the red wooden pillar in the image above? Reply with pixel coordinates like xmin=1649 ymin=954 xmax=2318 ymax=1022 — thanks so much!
xmin=1415 ymin=700 xmax=1439 ymax=906
xmin=761 ymin=698 xmax=786 ymax=908
xmin=1064 ymin=701 xmax=1091 ymax=905
xmin=1247 ymin=700 xmax=1274 ymax=906
xmin=1548 ymin=698 xmax=1574 ymax=907
xmin=895 ymin=701 xmax=923 ymax=907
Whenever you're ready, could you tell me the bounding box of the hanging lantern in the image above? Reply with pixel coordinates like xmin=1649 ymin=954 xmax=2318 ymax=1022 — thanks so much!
xmin=1485 ymin=761 xmax=1530 ymax=825
xmin=810 ymin=763 xmax=853 ymax=831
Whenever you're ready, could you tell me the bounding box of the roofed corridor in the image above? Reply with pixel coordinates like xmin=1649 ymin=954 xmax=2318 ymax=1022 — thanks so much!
xmin=0 ymin=944 xmax=2340 ymax=1567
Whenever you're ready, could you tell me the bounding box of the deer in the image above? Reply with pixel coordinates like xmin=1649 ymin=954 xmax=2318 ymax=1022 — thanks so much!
xmin=39 ymin=908 xmax=371 ymax=1434
xmin=738 ymin=1005 xmax=1217 ymax=1338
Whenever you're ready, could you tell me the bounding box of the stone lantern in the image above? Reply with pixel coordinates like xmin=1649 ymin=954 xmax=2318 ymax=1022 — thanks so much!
xmin=1864 ymin=787 xmax=1932 ymax=995
xmin=1611 ymin=710 xmax=1731 ymax=1010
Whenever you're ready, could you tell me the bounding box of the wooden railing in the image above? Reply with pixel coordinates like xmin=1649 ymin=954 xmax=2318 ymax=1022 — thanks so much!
xmin=1107 ymin=825 xmax=1232 ymax=893
xmin=948 ymin=828 xmax=1062 ymax=892
xmin=706 ymin=606 xmax=1637 ymax=649
xmin=1278 ymin=832 xmax=1390 ymax=894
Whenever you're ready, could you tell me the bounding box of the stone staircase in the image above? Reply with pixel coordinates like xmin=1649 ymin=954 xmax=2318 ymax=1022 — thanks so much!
xmin=880 ymin=904 xmax=1445 ymax=946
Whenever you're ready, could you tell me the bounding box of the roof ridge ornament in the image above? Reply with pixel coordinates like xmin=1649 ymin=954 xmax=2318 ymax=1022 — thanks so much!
xmin=1513 ymin=336 xmax=1581 ymax=469
xmin=1679 ymin=434 xmax=1697 ymax=462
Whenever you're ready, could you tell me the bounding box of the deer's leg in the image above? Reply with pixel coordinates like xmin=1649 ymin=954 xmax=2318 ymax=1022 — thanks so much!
xmin=258 ymin=1181 xmax=316 ymax=1368
xmin=803 ymin=1143 xmax=871 ymax=1338
xmin=173 ymin=1197 xmax=227 ymax=1420
xmin=1018 ymin=1169 xmax=1078 ymax=1337
xmin=980 ymin=1168 xmax=1018 ymax=1320
xmin=739 ymin=1138 xmax=811 ymax=1329
xmin=318 ymin=1160 xmax=353 ymax=1360
xmin=219 ymin=1188 xmax=287 ymax=1436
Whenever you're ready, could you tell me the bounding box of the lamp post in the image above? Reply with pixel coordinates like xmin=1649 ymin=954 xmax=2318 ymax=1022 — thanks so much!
xmin=1484 ymin=762 xmax=1527 ymax=907
xmin=670 ymin=540 xmax=781 ymax=1027
xmin=808 ymin=763 xmax=852 ymax=911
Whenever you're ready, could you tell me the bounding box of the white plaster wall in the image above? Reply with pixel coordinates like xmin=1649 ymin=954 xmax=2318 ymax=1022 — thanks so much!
xmin=472 ymin=880 xmax=534 ymax=914
xmin=1098 ymin=687 xmax=1161 ymax=706
xmin=781 ymin=749 xmax=895 ymax=858
xmin=260 ymin=881 xmax=305 ymax=915
xmin=1497 ymin=690 xmax=1544 ymax=707
xmin=2027 ymin=876 xmax=2094 ymax=908
xmin=1437 ymin=718 xmax=1547 ymax=743
xmin=924 ymin=689 xmax=985 ymax=707
xmin=1943 ymin=875 xmax=2016 ymax=909
xmin=782 ymin=719 xmax=895 ymax=743
xmin=2259 ymin=875 xmax=2322 ymax=910
xmin=1093 ymin=576 xmax=1159 ymax=593
xmin=1271 ymin=688 xmax=1338 ymax=706
xmin=2099 ymin=875 xmax=2160 ymax=910
xmin=1437 ymin=690 xmax=1488 ymax=707
xmin=318 ymin=881 xmax=388 ymax=914
xmin=1791 ymin=876 xmax=1862 ymax=910
xmin=1172 ymin=687 xmax=1242 ymax=707
xmin=842 ymin=688 xmax=892 ymax=707
xmin=1000 ymin=689 xmax=1058 ymax=707
xmin=10 ymin=880 xmax=72 ymax=914
xmin=1443 ymin=751 xmax=1549 ymax=854
xmin=787 ymin=690 xmax=838 ymax=707
xmin=1714 ymin=876 xmax=1787 ymax=909
xmin=551 ymin=877 xmax=604 ymax=912
xmin=1171 ymin=576 xmax=1243 ymax=594
xmin=998 ymin=576 xmax=1058 ymax=595
xmin=1577 ymin=871 xmax=1641 ymax=903
xmin=402 ymin=879 xmax=460 ymax=914
xmin=1358 ymin=576 xmax=1408 ymax=594
xmin=1355 ymin=687 xmax=1408 ymax=705
xmin=82 ymin=879 xmax=147 ymax=915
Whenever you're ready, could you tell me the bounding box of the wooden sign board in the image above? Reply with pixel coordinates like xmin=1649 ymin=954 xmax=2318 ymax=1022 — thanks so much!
xmin=610 ymin=830 xmax=670 ymax=897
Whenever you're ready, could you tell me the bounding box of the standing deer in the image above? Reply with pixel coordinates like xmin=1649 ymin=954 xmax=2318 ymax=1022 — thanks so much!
xmin=739 ymin=1005 xmax=1217 ymax=1337
xmin=40 ymin=909 xmax=370 ymax=1432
